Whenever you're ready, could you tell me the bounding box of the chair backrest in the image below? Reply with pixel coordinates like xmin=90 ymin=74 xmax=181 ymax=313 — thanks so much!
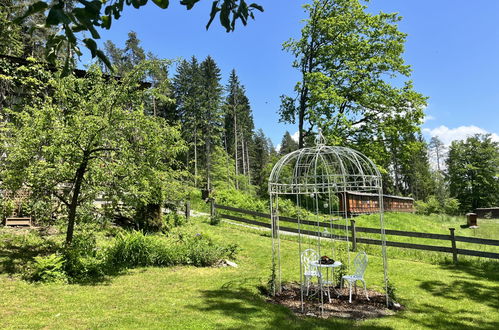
xmin=353 ymin=251 xmax=368 ymax=278
xmin=301 ymin=249 xmax=319 ymax=273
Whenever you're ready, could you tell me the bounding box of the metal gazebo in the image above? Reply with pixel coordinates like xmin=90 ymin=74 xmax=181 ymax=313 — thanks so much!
xmin=268 ymin=132 xmax=389 ymax=312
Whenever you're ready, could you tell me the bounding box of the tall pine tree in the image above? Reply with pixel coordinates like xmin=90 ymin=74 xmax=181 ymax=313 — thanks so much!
xmin=279 ymin=131 xmax=298 ymax=155
xmin=223 ymin=69 xmax=254 ymax=188
xmin=199 ymin=56 xmax=224 ymax=190
xmin=173 ymin=57 xmax=202 ymax=185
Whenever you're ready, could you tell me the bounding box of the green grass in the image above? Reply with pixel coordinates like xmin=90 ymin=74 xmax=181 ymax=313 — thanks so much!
xmin=0 ymin=218 xmax=498 ymax=329
xmin=351 ymin=213 xmax=499 ymax=264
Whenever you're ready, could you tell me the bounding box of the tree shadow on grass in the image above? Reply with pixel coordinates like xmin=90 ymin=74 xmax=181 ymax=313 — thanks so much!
xmin=188 ymin=287 xmax=394 ymax=330
xmin=419 ymin=278 xmax=499 ymax=310
xmin=397 ymin=303 xmax=499 ymax=330
xmin=0 ymin=239 xmax=58 ymax=275
xmin=426 ymin=261 xmax=499 ymax=309
xmin=414 ymin=262 xmax=499 ymax=329
xmin=438 ymin=259 xmax=499 ymax=282
xmin=0 ymin=234 xmax=124 ymax=286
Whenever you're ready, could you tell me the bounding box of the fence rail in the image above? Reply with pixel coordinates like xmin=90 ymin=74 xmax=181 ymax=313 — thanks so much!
xmin=212 ymin=203 xmax=499 ymax=262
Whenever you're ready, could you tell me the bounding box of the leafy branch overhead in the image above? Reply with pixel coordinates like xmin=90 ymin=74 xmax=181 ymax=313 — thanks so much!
xmin=15 ymin=0 xmax=263 ymax=74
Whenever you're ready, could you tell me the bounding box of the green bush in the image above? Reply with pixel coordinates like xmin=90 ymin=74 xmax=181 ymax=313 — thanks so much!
xmin=185 ymin=233 xmax=238 ymax=266
xmin=19 ymin=227 xmax=238 ymax=283
xmin=214 ymin=188 xmax=318 ymax=220
xmin=387 ymin=279 xmax=398 ymax=302
xmin=210 ymin=214 xmax=221 ymax=226
xmin=105 ymin=231 xmax=160 ymax=268
xmin=0 ymin=198 xmax=15 ymax=221
xmin=64 ymin=231 xmax=105 ymax=281
xmin=443 ymin=198 xmax=460 ymax=216
xmin=105 ymin=230 xmax=238 ymax=269
xmin=215 ymin=188 xmax=267 ymax=213
xmin=23 ymin=254 xmax=68 ymax=283
xmin=416 ymin=195 xmax=461 ymax=216
xmin=164 ymin=212 xmax=185 ymax=229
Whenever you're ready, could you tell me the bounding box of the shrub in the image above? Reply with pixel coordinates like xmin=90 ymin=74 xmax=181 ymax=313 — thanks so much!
xmin=105 ymin=230 xmax=238 ymax=269
xmin=164 ymin=212 xmax=185 ymax=229
xmin=215 ymin=188 xmax=267 ymax=213
xmin=185 ymin=233 xmax=238 ymax=266
xmin=64 ymin=231 xmax=105 ymax=281
xmin=214 ymin=188 xmax=317 ymax=219
xmin=386 ymin=279 xmax=398 ymax=302
xmin=416 ymin=195 xmax=461 ymax=216
xmin=105 ymin=231 xmax=161 ymax=268
xmin=0 ymin=198 xmax=15 ymax=221
xmin=443 ymin=198 xmax=460 ymax=216
xmin=23 ymin=254 xmax=68 ymax=283
xmin=22 ymin=228 xmax=239 ymax=283
xmin=210 ymin=214 xmax=221 ymax=226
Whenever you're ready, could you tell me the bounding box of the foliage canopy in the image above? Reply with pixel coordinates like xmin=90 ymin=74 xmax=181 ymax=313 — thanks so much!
xmin=1 ymin=62 xmax=187 ymax=243
xmin=13 ymin=0 xmax=263 ymax=75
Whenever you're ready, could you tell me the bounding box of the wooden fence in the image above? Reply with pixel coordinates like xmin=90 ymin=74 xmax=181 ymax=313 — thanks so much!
xmin=211 ymin=203 xmax=499 ymax=262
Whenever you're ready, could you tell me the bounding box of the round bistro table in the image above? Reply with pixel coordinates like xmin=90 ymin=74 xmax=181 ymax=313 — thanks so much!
xmin=309 ymin=260 xmax=343 ymax=303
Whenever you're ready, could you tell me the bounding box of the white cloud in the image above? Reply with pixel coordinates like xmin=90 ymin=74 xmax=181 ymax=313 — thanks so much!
xmin=423 ymin=114 xmax=435 ymax=123
xmin=291 ymin=131 xmax=299 ymax=142
xmin=275 ymin=144 xmax=281 ymax=152
xmin=423 ymin=125 xmax=499 ymax=146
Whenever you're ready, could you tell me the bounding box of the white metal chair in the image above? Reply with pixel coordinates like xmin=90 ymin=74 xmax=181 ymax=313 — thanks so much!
xmin=301 ymin=249 xmax=321 ymax=296
xmin=341 ymin=251 xmax=370 ymax=303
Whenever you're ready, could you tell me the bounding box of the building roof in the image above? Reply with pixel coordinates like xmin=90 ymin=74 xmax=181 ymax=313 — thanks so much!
xmin=342 ymin=191 xmax=414 ymax=201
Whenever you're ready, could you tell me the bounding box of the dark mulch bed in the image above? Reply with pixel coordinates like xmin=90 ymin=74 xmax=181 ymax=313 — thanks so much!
xmin=267 ymin=283 xmax=404 ymax=320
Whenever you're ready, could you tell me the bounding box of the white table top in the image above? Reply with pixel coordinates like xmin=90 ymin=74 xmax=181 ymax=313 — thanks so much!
xmin=309 ymin=260 xmax=342 ymax=268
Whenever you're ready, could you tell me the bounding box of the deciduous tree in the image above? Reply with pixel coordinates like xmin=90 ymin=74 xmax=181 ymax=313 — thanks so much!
xmin=280 ymin=0 xmax=426 ymax=149
xmin=1 ymin=63 xmax=186 ymax=244
xmin=446 ymin=134 xmax=499 ymax=212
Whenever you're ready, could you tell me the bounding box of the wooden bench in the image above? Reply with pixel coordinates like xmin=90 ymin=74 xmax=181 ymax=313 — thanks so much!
xmin=5 ymin=217 xmax=32 ymax=227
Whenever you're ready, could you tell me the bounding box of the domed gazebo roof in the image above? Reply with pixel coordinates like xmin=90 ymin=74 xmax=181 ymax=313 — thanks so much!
xmin=269 ymin=134 xmax=382 ymax=195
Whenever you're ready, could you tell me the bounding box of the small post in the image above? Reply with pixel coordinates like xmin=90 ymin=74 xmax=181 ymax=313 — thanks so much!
xmin=449 ymin=227 xmax=458 ymax=264
xmin=210 ymin=199 xmax=215 ymax=218
xmin=185 ymin=201 xmax=190 ymax=221
xmin=350 ymin=219 xmax=357 ymax=252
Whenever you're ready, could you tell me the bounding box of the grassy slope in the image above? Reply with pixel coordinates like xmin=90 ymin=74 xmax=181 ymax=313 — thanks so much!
xmin=352 ymin=213 xmax=499 ymax=263
xmin=1 ymin=218 xmax=498 ymax=329
xmin=355 ymin=212 xmax=498 ymax=239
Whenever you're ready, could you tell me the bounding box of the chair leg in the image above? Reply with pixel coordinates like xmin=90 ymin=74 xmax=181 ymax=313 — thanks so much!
xmin=305 ymin=277 xmax=310 ymax=296
xmin=340 ymin=277 xmax=343 ymax=289
xmin=362 ymin=280 xmax=369 ymax=301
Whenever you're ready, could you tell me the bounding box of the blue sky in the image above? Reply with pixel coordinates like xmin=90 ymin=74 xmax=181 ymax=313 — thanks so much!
xmin=83 ymin=0 xmax=499 ymax=147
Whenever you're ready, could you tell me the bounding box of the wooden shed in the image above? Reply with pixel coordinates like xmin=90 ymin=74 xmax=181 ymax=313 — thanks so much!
xmin=338 ymin=191 xmax=414 ymax=215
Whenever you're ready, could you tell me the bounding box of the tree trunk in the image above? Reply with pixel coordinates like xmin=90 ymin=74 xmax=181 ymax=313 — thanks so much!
xmin=206 ymin=113 xmax=212 ymax=191
xmin=66 ymin=158 xmax=88 ymax=245
xmin=298 ymin=92 xmax=306 ymax=149
xmin=234 ymin=112 xmax=239 ymax=189
xmin=224 ymin=132 xmax=231 ymax=187
xmin=194 ymin=126 xmax=198 ymax=187
xmin=241 ymin=133 xmax=246 ymax=176
xmin=246 ymin=140 xmax=251 ymax=186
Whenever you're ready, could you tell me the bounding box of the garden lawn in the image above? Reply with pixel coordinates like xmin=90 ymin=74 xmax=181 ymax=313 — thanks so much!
xmin=1 ymin=219 xmax=498 ymax=329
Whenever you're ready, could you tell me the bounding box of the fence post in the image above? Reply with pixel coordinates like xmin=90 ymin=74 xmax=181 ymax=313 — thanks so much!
xmin=350 ymin=219 xmax=357 ymax=252
xmin=449 ymin=227 xmax=458 ymax=264
xmin=185 ymin=201 xmax=190 ymax=221
xmin=210 ymin=199 xmax=215 ymax=218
